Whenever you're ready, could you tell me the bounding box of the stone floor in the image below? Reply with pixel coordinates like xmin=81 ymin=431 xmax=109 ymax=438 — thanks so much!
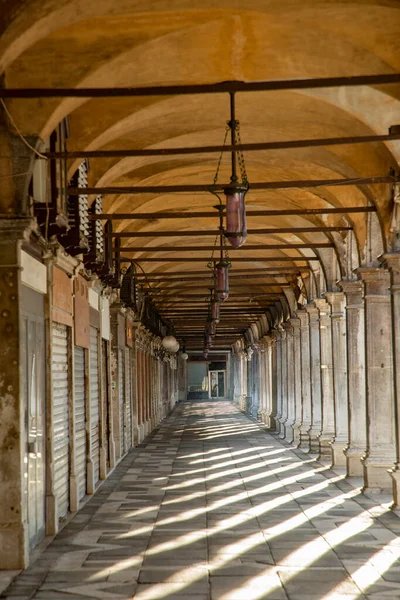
xmin=3 ymin=401 xmax=400 ymax=600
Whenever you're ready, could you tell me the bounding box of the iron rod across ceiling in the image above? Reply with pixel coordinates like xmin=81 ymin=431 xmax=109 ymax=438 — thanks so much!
xmin=90 ymin=206 xmax=376 ymax=220
xmin=113 ymin=243 xmax=332 ymax=252
xmin=69 ymin=175 xmax=397 ymax=196
xmin=134 ymin=267 xmax=307 ymax=277
xmin=117 ymin=257 xmax=316 ymax=262
xmin=39 ymin=130 xmax=400 ymax=160
xmin=2 ymin=73 xmax=400 ymax=98
xmin=107 ymin=226 xmax=352 ymax=237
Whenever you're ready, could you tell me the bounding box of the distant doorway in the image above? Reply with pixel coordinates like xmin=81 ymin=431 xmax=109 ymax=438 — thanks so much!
xmin=209 ymin=370 xmax=226 ymax=399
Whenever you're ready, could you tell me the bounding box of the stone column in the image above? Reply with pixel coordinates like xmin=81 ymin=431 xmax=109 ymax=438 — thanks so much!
xmin=305 ymin=305 xmax=322 ymax=454
xmin=283 ymin=322 xmax=295 ymax=442
xmin=384 ymin=254 xmax=400 ymax=503
xmin=291 ymin=317 xmax=302 ymax=446
xmin=358 ymin=268 xmax=396 ymax=491
xmin=340 ymin=280 xmax=367 ymax=476
xmin=279 ymin=327 xmax=288 ymax=437
xmin=297 ymin=310 xmax=312 ymax=450
xmin=273 ymin=329 xmax=282 ymax=434
xmin=314 ymin=298 xmax=335 ymax=463
xmin=0 ymin=218 xmax=34 ymax=569
xmin=325 ymin=292 xmax=349 ymax=468
xmin=258 ymin=343 xmax=266 ymax=422
xmin=268 ymin=335 xmax=277 ymax=430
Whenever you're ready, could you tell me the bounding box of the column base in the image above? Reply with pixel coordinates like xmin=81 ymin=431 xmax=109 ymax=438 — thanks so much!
xmin=362 ymin=457 xmax=396 ymax=492
xmin=318 ymin=435 xmax=335 ymax=464
xmin=298 ymin=425 xmax=311 ymax=451
xmin=69 ymin=474 xmax=79 ymax=512
xmin=45 ymin=493 xmax=58 ymax=536
xmin=292 ymin=423 xmax=302 ymax=447
xmin=344 ymin=447 xmax=365 ymax=477
xmin=268 ymin=413 xmax=277 ymax=430
xmin=109 ymin=440 xmax=116 ymax=468
xmin=86 ymin=458 xmax=95 ymax=495
xmin=0 ymin=522 xmax=29 ymax=570
xmin=309 ymin=428 xmax=322 ymax=454
xmin=278 ymin=417 xmax=286 ymax=438
xmin=390 ymin=466 xmax=400 ymax=507
xmin=284 ymin=421 xmax=295 ymax=444
xmin=100 ymin=447 xmax=107 ymax=480
xmin=331 ymin=440 xmax=347 ymax=468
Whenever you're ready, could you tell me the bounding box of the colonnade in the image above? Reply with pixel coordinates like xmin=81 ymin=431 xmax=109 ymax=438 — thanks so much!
xmin=233 ymin=258 xmax=400 ymax=499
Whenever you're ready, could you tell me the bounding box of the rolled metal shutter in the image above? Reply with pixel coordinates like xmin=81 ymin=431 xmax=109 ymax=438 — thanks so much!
xmin=90 ymin=327 xmax=100 ymax=484
xmin=74 ymin=346 xmax=86 ymax=501
xmin=52 ymin=322 xmax=69 ymax=518
xmin=125 ymin=349 xmax=132 ymax=451
xmin=118 ymin=349 xmax=125 ymax=455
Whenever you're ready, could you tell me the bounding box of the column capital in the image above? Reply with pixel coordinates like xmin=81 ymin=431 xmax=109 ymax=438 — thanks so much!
xmin=357 ymin=266 xmax=390 ymax=297
xmin=382 ymin=253 xmax=400 ymax=285
xmin=304 ymin=303 xmax=319 ymax=322
xmin=0 ymin=217 xmax=35 ymax=244
xmin=313 ymin=297 xmax=331 ymax=314
xmin=289 ymin=316 xmax=301 ymax=333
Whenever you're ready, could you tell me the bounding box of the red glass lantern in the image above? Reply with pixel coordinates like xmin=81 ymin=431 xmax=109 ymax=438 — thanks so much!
xmin=224 ymin=186 xmax=247 ymax=248
xmin=211 ymin=299 xmax=220 ymax=323
xmin=210 ymin=320 xmax=216 ymax=336
xmin=215 ymin=259 xmax=229 ymax=302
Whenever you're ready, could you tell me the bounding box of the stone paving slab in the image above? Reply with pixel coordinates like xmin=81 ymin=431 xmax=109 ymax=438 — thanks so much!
xmin=2 ymin=400 xmax=400 ymax=599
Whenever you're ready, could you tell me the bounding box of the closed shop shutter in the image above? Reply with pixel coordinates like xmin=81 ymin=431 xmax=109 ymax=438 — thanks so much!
xmin=74 ymin=346 xmax=86 ymax=501
xmin=125 ymin=348 xmax=132 ymax=451
xmin=52 ymin=322 xmax=69 ymax=518
xmin=90 ymin=327 xmax=100 ymax=484
xmin=118 ymin=349 xmax=125 ymax=455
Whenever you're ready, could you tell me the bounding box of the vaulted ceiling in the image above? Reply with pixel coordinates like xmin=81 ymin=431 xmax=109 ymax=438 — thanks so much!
xmin=1 ymin=0 xmax=400 ymax=349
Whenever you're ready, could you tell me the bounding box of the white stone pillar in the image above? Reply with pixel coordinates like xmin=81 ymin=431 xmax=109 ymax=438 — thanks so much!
xmin=259 ymin=342 xmax=267 ymax=423
xmin=340 ymin=280 xmax=367 ymax=476
xmin=279 ymin=327 xmax=288 ymax=437
xmin=305 ymin=305 xmax=322 ymax=454
xmin=274 ymin=329 xmax=283 ymax=434
xmin=384 ymin=254 xmax=400 ymax=504
xmin=297 ymin=309 xmax=312 ymax=450
xmin=325 ymin=292 xmax=349 ymax=468
xmin=314 ymin=298 xmax=335 ymax=463
xmin=358 ymin=267 xmax=396 ymax=491
xmin=283 ymin=322 xmax=295 ymax=442
xmin=291 ymin=317 xmax=302 ymax=446
xmin=268 ymin=334 xmax=277 ymax=430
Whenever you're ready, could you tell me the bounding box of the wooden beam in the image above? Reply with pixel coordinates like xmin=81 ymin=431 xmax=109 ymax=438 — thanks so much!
xmin=3 ymin=73 xmax=400 ymax=98
xmin=70 ymin=175 xmax=397 ymax=196
xmin=90 ymin=207 xmax=377 ymax=220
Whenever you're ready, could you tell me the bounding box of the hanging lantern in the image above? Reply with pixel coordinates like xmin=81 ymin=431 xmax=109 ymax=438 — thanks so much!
xmin=162 ymin=335 xmax=178 ymax=350
xmin=224 ymin=185 xmax=248 ymax=248
xmin=181 ymin=352 xmax=189 ymax=360
xmin=211 ymin=299 xmax=220 ymax=323
xmin=215 ymin=259 xmax=230 ymax=302
xmin=205 ymin=333 xmax=213 ymax=347
xmin=210 ymin=320 xmax=216 ymax=336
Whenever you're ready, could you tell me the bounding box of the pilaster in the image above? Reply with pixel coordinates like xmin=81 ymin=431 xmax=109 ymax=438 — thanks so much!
xmin=278 ymin=327 xmax=288 ymax=437
xmin=358 ymin=267 xmax=396 ymax=491
xmin=273 ymin=329 xmax=282 ymax=434
xmin=314 ymin=298 xmax=335 ymax=463
xmin=325 ymin=291 xmax=349 ymax=468
xmin=267 ymin=334 xmax=278 ymax=430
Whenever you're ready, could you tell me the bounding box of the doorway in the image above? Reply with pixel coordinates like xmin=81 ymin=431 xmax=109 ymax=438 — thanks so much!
xmin=209 ymin=370 xmax=226 ymax=399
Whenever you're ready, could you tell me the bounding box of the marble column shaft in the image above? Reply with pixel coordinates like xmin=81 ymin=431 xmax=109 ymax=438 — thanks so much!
xmin=305 ymin=304 xmax=322 ymax=453
xmin=274 ymin=330 xmax=283 ymax=434
xmin=291 ymin=317 xmax=302 ymax=446
xmin=283 ymin=322 xmax=295 ymax=443
xmin=314 ymin=298 xmax=335 ymax=462
xmin=325 ymin=292 xmax=349 ymax=468
xmin=279 ymin=327 xmax=288 ymax=437
xmin=384 ymin=255 xmax=400 ymax=504
xmin=297 ymin=309 xmax=312 ymax=450
xmin=359 ymin=267 xmax=396 ymax=491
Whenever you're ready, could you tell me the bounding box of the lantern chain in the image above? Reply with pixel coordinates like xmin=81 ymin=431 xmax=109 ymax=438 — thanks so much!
xmin=235 ymin=123 xmax=248 ymax=187
xmin=213 ymin=125 xmax=230 ymax=186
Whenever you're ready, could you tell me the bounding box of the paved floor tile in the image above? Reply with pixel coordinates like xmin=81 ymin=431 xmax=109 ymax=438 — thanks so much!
xmin=2 ymin=400 xmax=400 ymax=599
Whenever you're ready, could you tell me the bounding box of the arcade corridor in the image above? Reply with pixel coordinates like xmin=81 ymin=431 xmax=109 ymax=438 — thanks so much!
xmin=2 ymin=401 xmax=400 ymax=600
